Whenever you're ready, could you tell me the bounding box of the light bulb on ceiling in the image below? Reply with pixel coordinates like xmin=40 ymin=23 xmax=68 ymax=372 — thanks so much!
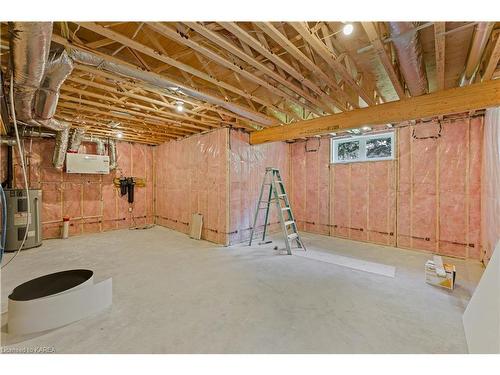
xmin=343 ymin=23 xmax=354 ymax=36
xmin=175 ymin=101 xmax=184 ymax=112
xmin=361 ymin=126 xmax=372 ymax=132
xmin=116 ymin=131 xmax=123 ymax=139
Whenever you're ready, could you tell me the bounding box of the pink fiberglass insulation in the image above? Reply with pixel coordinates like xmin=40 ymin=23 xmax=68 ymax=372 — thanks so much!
xmin=289 ymin=137 xmax=329 ymax=235
xmin=290 ymin=116 xmax=484 ymax=259
xmin=8 ymin=137 xmax=154 ymax=239
xmin=482 ymin=108 xmax=500 ymax=262
xmin=228 ymin=129 xmax=290 ymax=245
xmin=154 ymin=128 xmax=229 ymax=245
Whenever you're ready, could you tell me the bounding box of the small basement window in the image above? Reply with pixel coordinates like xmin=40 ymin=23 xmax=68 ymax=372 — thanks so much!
xmin=331 ymin=132 xmax=395 ymax=164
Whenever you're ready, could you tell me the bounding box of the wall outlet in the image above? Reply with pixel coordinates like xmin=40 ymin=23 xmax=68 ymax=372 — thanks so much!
xmin=128 ymin=207 xmax=133 ymax=212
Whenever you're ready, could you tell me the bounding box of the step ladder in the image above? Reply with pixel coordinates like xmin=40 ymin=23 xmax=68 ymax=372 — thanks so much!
xmin=249 ymin=167 xmax=306 ymax=255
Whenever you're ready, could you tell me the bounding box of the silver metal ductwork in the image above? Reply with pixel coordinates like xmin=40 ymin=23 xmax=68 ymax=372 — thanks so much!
xmin=460 ymin=22 xmax=494 ymax=86
xmin=387 ymin=22 xmax=428 ymax=96
xmin=108 ymin=139 xmax=117 ymax=170
xmin=52 ymin=123 xmax=70 ymax=170
xmin=68 ymin=127 xmax=86 ymax=152
xmin=34 ymin=49 xmax=74 ymax=120
xmin=8 ymin=22 xmax=74 ymax=170
xmin=8 ymin=22 xmax=52 ymax=125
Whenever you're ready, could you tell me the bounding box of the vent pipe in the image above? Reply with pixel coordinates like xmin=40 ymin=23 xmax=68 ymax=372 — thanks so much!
xmin=387 ymin=22 xmax=428 ymax=96
xmin=108 ymin=140 xmax=117 ymax=170
xmin=52 ymin=124 xmax=70 ymax=170
xmin=68 ymin=128 xmax=85 ymax=152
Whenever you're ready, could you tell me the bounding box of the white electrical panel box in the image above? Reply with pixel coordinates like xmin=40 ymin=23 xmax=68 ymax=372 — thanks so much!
xmin=66 ymin=153 xmax=110 ymax=174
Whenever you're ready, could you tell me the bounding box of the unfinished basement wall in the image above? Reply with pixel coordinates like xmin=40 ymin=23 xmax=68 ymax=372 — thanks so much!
xmin=154 ymin=128 xmax=229 ymax=245
xmin=289 ymin=116 xmax=484 ymax=260
xmin=228 ymin=129 xmax=290 ymax=245
xmin=2 ymin=138 xmax=154 ymax=239
xmin=481 ymin=107 xmax=500 ymax=262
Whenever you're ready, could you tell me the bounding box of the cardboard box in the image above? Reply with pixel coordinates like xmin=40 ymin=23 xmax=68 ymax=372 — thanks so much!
xmin=425 ymin=256 xmax=456 ymax=290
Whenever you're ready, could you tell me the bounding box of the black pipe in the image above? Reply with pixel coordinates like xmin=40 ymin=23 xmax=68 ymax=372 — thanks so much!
xmin=2 ymin=145 xmax=13 ymax=188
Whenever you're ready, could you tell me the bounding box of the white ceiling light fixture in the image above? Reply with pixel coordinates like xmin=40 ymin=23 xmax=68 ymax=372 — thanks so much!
xmin=361 ymin=126 xmax=372 ymax=132
xmin=116 ymin=131 xmax=124 ymax=139
xmin=175 ymin=101 xmax=184 ymax=112
xmin=343 ymin=23 xmax=354 ymax=36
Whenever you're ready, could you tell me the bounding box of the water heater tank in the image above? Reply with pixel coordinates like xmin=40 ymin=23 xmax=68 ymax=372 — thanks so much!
xmin=4 ymin=189 xmax=42 ymax=252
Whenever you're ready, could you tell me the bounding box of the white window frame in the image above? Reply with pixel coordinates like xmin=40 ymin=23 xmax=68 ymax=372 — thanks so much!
xmin=331 ymin=132 xmax=395 ymax=164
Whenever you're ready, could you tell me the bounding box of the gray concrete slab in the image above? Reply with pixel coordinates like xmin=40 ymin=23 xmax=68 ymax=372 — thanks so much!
xmin=0 ymin=227 xmax=484 ymax=353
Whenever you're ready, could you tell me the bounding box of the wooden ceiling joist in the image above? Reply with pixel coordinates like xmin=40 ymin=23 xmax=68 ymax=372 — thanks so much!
xmin=57 ymin=100 xmax=195 ymax=138
xmin=64 ymin=76 xmax=221 ymax=128
xmin=182 ymin=22 xmax=335 ymax=115
xmin=249 ymin=79 xmax=500 ymax=144
xmin=290 ymin=22 xmax=376 ymax=106
xmin=361 ymin=22 xmax=407 ymax=99
xmin=52 ymin=32 xmax=276 ymax=127
xmin=60 ymin=87 xmax=209 ymax=131
xmin=71 ymin=64 xmax=254 ymax=128
xmin=254 ymin=22 xmax=358 ymax=109
xmin=218 ymin=22 xmax=347 ymax=112
xmin=434 ymin=22 xmax=446 ymax=91
xmin=482 ymin=31 xmax=500 ymax=81
xmin=73 ymin=22 xmax=286 ymax=123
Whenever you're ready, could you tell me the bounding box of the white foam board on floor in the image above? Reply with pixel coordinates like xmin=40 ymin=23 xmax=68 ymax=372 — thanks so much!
xmin=294 ymin=249 xmax=396 ymax=278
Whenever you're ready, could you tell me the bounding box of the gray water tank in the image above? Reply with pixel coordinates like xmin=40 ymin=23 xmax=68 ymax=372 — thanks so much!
xmin=4 ymin=189 xmax=42 ymax=252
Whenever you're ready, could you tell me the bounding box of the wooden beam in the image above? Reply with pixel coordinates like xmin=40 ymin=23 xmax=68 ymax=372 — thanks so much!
xmin=361 ymin=22 xmax=406 ymax=99
xmin=482 ymin=32 xmax=500 ymax=81
xmin=249 ymin=79 xmax=500 ymax=144
xmin=434 ymin=22 xmax=446 ymax=91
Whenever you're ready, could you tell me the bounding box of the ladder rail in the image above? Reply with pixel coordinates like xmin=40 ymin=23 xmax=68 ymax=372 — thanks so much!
xmin=248 ymin=167 xmax=306 ymax=253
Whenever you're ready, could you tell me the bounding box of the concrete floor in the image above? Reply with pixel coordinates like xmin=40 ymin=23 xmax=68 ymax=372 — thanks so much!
xmin=1 ymin=226 xmax=484 ymax=353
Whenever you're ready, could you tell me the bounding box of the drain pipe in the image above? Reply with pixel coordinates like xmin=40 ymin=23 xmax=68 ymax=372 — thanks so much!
xmin=387 ymin=22 xmax=428 ymax=96
xmin=460 ymin=22 xmax=494 ymax=86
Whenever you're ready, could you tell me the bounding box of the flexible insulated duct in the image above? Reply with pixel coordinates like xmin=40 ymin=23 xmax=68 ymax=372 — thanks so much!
xmin=8 ymin=22 xmax=52 ymax=125
xmin=34 ymin=49 xmax=74 ymax=120
xmin=68 ymin=128 xmax=85 ymax=152
xmin=460 ymin=22 xmax=494 ymax=86
xmin=9 ymin=23 xmax=75 ymax=170
xmin=387 ymin=22 xmax=428 ymax=96
xmin=108 ymin=139 xmax=117 ymax=170
xmin=52 ymin=123 xmax=70 ymax=170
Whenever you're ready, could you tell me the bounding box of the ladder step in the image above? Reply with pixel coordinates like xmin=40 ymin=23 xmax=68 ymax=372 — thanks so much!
xmin=287 ymin=233 xmax=298 ymax=240
xmin=281 ymin=207 xmax=291 ymax=211
xmin=278 ymin=194 xmax=287 ymax=197
xmin=284 ymin=220 xmax=294 ymax=226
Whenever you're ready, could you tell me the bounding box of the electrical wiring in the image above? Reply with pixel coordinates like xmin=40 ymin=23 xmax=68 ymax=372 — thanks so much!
xmin=1 ymin=75 xmax=31 ymax=269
